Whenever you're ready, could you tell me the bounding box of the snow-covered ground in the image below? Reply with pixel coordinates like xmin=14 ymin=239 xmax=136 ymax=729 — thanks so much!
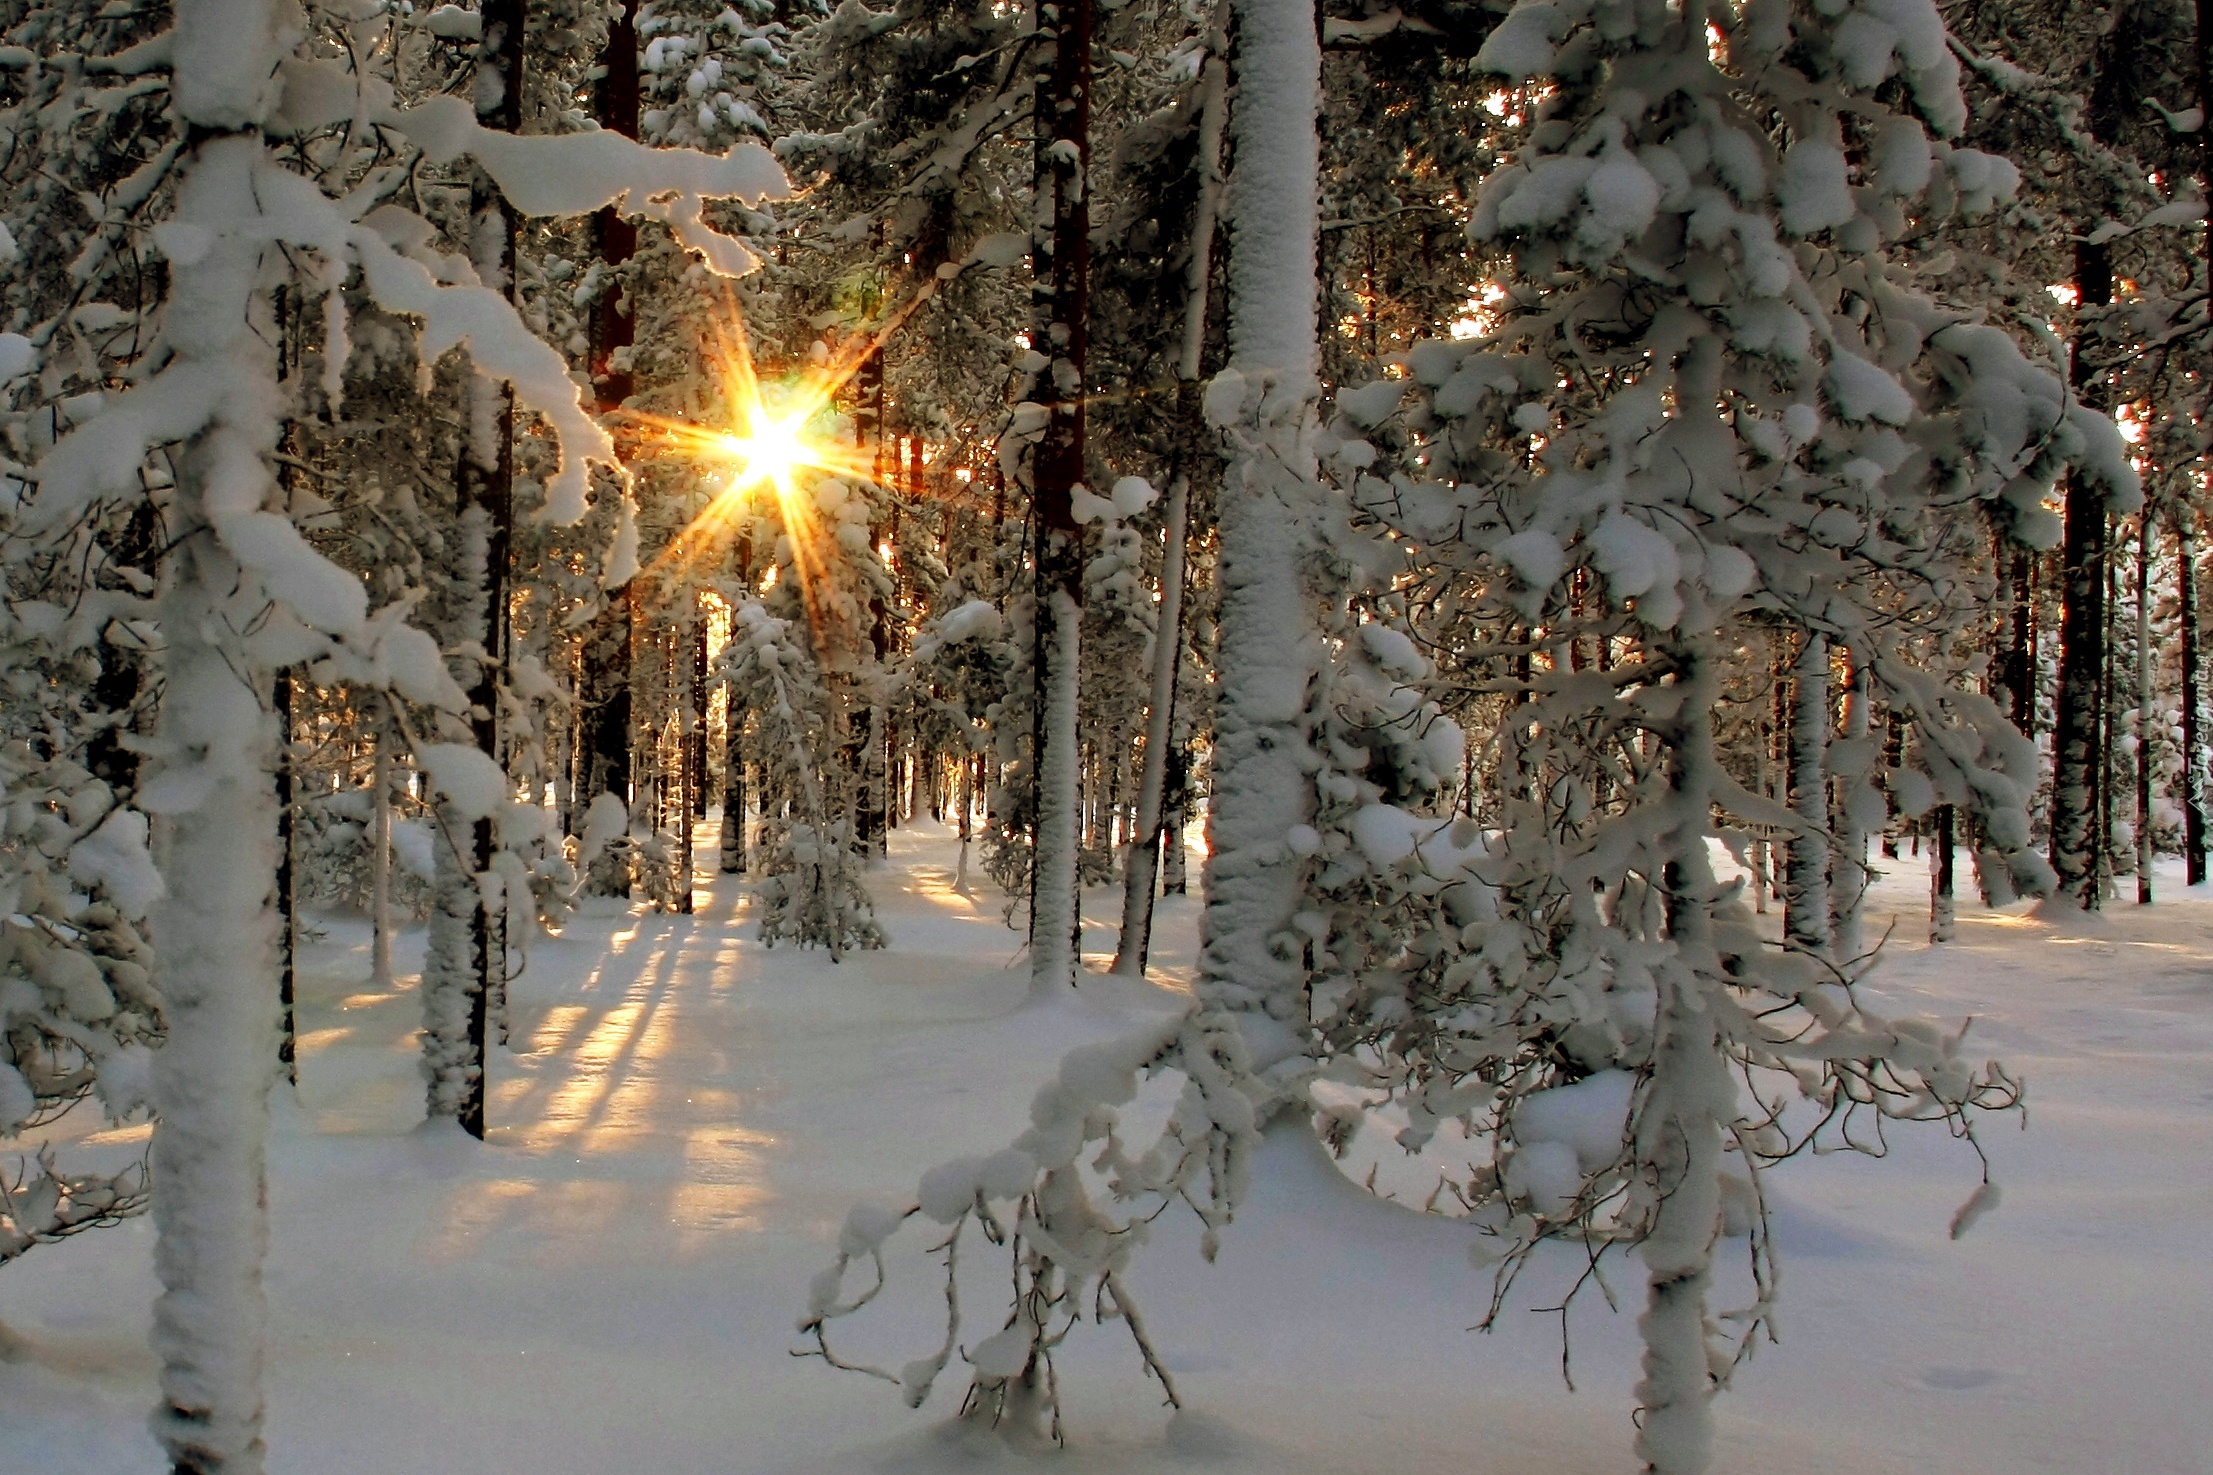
xmin=2 ymin=820 xmax=2208 ymax=1473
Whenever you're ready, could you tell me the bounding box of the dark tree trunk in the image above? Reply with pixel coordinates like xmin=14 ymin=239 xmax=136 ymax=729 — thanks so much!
xmin=274 ymin=667 xmax=298 ymax=1086
xmin=579 ymin=0 xmax=638 ymax=896
xmin=2187 ymin=0 xmax=2213 ymax=885
xmin=1027 ymin=0 xmax=1093 ymax=990
xmin=692 ymin=617 xmax=710 ymax=821
xmin=451 ymin=0 xmax=525 ymax=1138
xmin=88 ymin=501 xmax=162 ymax=793
xmin=2049 ymin=239 xmax=2113 ymax=909
xmin=1931 ymin=804 xmax=1956 ymax=943
xmin=2005 ymin=541 xmax=2036 ymax=736
xmin=2138 ymin=514 xmax=2154 ymax=904
xmin=590 ymin=0 xmax=640 ymax=408
xmin=1785 ymin=631 xmax=1831 ymax=957
xmin=2181 ymin=512 xmax=2206 ymax=884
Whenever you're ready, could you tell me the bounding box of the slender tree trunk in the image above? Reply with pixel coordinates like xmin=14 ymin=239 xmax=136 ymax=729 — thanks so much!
xmin=1110 ymin=468 xmax=1190 ymax=976
xmin=1785 ymin=631 xmax=1830 ymax=957
xmin=2180 ymin=512 xmax=2206 ymax=884
xmin=1027 ymin=0 xmax=1093 ymax=994
xmin=2005 ymin=541 xmax=2036 ymax=736
xmin=274 ymin=667 xmax=298 ymax=1086
xmin=2195 ymin=0 xmax=2213 ymax=868
xmin=1161 ymin=736 xmax=1188 ymax=894
xmin=675 ymin=599 xmax=697 ymax=913
xmin=145 ymin=116 xmax=284 ymax=1475
xmin=1931 ymin=804 xmax=1956 ymax=943
xmin=579 ymin=0 xmax=638 ymax=892
xmin=721 ymin=732 xmax=746 ymax=875
xmin=1113 ymin=34 xmax=1222 ymax=976
xmin=1881 ymin=705 xmax=1903 ymax=860
xmin=2138 ymin=515 xmax=2154 ymax=902
xmin=1830 ymin=647 xmax=1869 ymax=962
xmin=371 ymin=720 xmax=395 ymax=989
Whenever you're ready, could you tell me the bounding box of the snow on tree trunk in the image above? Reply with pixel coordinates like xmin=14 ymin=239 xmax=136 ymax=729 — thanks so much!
xmin=1194 ymin=0 xmax=1321 ymax=1052
xmin=144 ymin=121 xmax=284 ymax=1475
xmin=2050 ymin=289 xmax=2112 ymax=906
xmin=1785 ymin=632 xmax=1831 ymax=959
xmin=1026 ymin=0 xmax=1093 ymax=996
xmin=1634 ymin=651 xmax=1733 ymax=1475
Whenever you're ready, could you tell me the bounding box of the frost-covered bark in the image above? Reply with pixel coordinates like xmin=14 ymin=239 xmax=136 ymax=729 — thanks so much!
xmin=1632 ymin=653 xmax=1732 ymax=1473
xmin=2050 ymin=420 xmax=2112 ymax=906
xmin=1194 ymin=0 xmax=1322 ymax=1053
xmin=422 ymin=480 xmax=500 ymax=1131
xmin=1025 ymin=0 xmax=1093 ymax=996
xmin=138 ymin=102 xmax=286 ymax=1471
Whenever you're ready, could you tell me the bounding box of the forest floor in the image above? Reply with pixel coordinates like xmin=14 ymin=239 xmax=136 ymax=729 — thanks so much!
xmin=0 ymin=818 xmax=2208 ymax=1474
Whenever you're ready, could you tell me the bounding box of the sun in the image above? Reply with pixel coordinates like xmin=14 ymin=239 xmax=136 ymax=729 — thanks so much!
xmin=718 ymin=411 xmax=817 ymax=498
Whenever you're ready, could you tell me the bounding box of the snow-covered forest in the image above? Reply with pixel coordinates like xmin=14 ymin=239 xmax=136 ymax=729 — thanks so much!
xmin=0 ymin=0 xmax=2206 ymax=1469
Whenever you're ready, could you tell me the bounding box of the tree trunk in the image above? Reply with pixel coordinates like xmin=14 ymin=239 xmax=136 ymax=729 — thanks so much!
xmin=2049 ymin=243 xmax=2113 ymax=909
xmin=675 ymin=600 xmax=697 ymax=913
xmin=1112 ymin=34 xmax=1222 ymax=976
xmin=1161 ymin=734 xmax=1189 ymax=894
xmin=590 ymin=0 xmax=640 ymax=408
xmin=424 ymin=0 xmax=523 ymax=1136
xmin=1637 ymin=645 xmax=1732 ymax=1475
xmin=579 ymin=0 xmax=638 ymax=893
xmin=1829 ymin=647 xmax=1869 ymax=963
xmin=1027 ymin=0 xmax=1093 ymax=994
xmin=1784 ymin=631 xmax=1830 ymax=958
xmin=2196 ymin=0 xmax=2213 ymax=872
xmin=371 ymin=720 xmax=395 ymax=989
xmin=1193 ymin=0 xmax=1320 ymax=1052
xmin=2180 ymin=511 xmax=2206 ymax=884
xmin=1931 ymin=804 xmax=1956 ymax=943
xmin=1110 ymin=468 xmax=1190 ymax=977
xmin=144 ymin=120 xmax=284 ymax=1475
xmin=2137 ymin=514 xmax=2153 ymax=903
xmin=580 ymin=589 xmax=634 ymax=894
xmin=2004 ymin=541 xmax=2036 ymax=737
xmin=274 ymin=667 xmax=298 ymax=1086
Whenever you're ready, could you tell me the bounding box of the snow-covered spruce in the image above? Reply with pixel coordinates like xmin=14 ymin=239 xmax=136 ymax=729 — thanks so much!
xmin=1303 ymin=0 xmax=2129 ymax=1463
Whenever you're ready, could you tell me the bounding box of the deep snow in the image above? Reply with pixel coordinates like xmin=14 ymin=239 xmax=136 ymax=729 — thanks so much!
xmin=1 ymin=819 xmax=2207 ymax=1473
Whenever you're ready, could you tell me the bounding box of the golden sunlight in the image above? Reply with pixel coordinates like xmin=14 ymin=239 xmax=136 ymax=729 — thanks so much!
xmin=718 ymin=412 xmax=818 ymax=499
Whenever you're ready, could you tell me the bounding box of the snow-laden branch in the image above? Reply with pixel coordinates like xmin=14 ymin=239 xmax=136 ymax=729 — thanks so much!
xmin=383 ymin=94 xmax=789 ymax=278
